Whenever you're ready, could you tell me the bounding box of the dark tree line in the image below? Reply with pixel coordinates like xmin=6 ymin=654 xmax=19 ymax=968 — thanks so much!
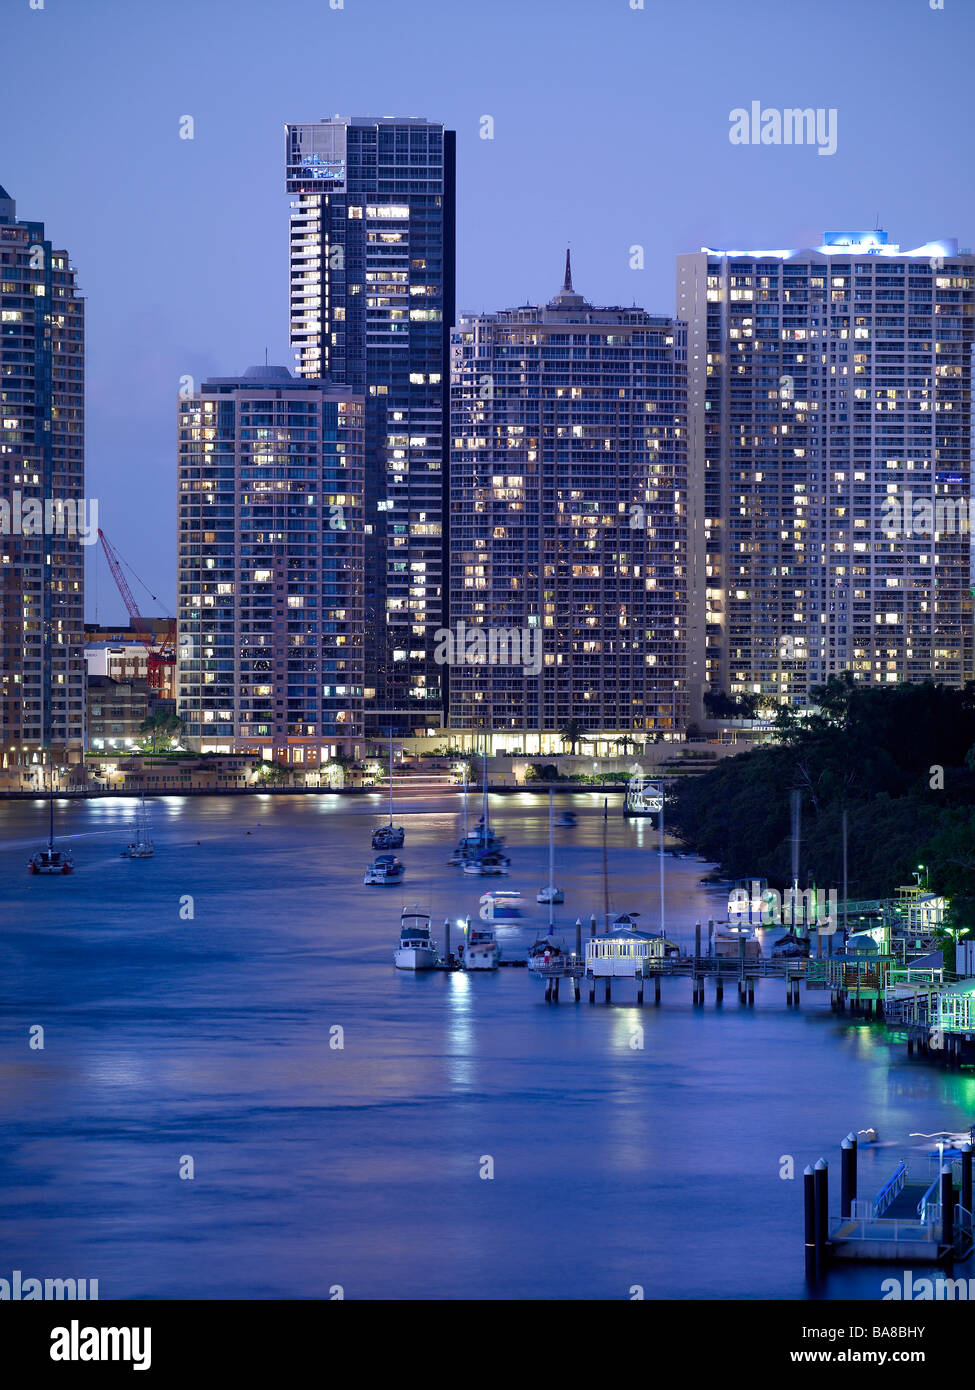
xmin=668 ymin=675 xmax=975 ymax=932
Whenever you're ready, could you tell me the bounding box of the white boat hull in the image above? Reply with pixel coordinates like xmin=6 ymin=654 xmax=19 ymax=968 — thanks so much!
xmin=536 ymin=886 xmax=564 ymax=904
xmin=394 ymin=945 xmax=438 ymax=970
xmin=365 ymin=870 xmax=404 ymax=885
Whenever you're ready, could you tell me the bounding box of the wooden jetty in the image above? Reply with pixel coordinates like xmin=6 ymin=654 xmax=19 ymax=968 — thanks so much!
xmin=805 ymin=1134 xmax=974 ymax=1271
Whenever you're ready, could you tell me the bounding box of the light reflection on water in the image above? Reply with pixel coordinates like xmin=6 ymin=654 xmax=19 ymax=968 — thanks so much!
xmin=1 ymin=791 xmax=972 ymax=1300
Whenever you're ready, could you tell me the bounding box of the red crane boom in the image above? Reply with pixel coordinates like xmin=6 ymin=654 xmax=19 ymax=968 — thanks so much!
xmin=97 ymin=528 xmax=176 ymax=691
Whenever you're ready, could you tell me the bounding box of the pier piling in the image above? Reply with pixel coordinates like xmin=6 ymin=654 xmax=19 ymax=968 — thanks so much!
xmin=715 ymin=976 xmax=723 ymax=1004
xmin=814 ymin=1159 xmax=829 ymax=1274
xmin=604 ymin=978 xmax=611 ymax=1004
xmin=804 ymin=1165 xmax=817 ymax=1279
xmin=575 ymin=917 xmax=582 ymax=962
xmin=444 ymin=918 xmax=451 ymax=967
xmin=840 ymin=1134 xmax=857 ymax=1219
xmin=694 ymin=920 xmax=701 ymax=961
xmin=654 ymin=974 xmax=661 ymax=1005
xmin=941 ymin=1165 xmax=954 ymax=1248
xmin=961 ymin=1143 xmax=973 ymax=1217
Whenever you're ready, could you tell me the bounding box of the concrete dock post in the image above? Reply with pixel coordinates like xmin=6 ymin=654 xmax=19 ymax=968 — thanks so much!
xmin=604 ymin=978 xmax=611 ymax=1004
xmin=786 ymin=968 xmax=793 ymax=1007
xmin=590 ymin=913 xmax=597 ymax=940
xmin=589 ymin=977 xmax=595 ymax=1004
xmin=444 ymin=918 xmax=451 ymax=967
xmin=746 ymin=977 xmax=754 ymax=1005
xmin=941 ymin=1164 xmax=954 ymax=1248
xmin=637 ymin=975 xmax=644 ymax=1006
xmin=707 ymin=918 xmax=714 ymax=955
xmin=695 ymin=921 xmax=701 ymax=961
xmin=814 ymin=1159 xmax=829 ymax=1274
xmin=544 ymin=979 xmax=552 ymax=1002
xmin=804 ymin=1164 xmax=817 ymax=1279
xmin=553 ymin=976 xmax=560 ymax=1002
xmin=840 ymin=1135 xmax=857 ymax=1219
xmin=715 ymin=975 xmax=723 ymax=1003
xmin=575 ymin=917 xmax=582 ymax=962
xmin=654 ymin=974 xmax=661 ymax=1005
xmin=572 ymin=976 xmax=580 ymax=1002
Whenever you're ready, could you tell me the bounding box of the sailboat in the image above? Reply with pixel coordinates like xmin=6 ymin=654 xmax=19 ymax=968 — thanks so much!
xmin=28 ymin=786 xmax=74 ymax=875
xmin=372 ymin=732 xmax=405 ymax=849
xmin=121 ymin=792 xmax=155 ymax=858
xmin=456 ymin=741 xmax=509 ymax=873
xmin=536 ymin=787 xmax=564 ymax=905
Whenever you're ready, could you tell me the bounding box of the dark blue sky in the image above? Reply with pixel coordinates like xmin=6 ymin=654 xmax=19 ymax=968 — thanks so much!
xmin=1 ymin=0 xmax=971 ymax=623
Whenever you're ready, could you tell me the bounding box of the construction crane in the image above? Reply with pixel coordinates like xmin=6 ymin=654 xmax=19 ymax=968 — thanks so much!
xmin=97 ymin=529 xmax=177 ymax=691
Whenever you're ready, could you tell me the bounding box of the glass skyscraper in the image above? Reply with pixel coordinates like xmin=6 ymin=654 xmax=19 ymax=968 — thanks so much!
xmin=677 ymin=232 xmax=975 ymax=714
xmin=449 ymin=257 xmax=687 ymax=751
xmin=0 ymin=185 xmax=85 ymax=780
xmin=285 ymin=117 xmax=456 ymax=737
xmin=177 ymin=366 xmax=365 ymax=764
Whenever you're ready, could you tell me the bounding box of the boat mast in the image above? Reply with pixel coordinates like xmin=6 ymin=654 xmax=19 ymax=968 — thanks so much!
xmin=481 ymin=732 xmax=489 ymax=834
xmin=548 ymin=786 xmax=555 ymax=931
xmin=602 ymin=797 xmax=610 ymax=931
xmin=388 ymin=729 xmax=394 ymax=828
xmin=462 ymin=762 xmax=469 ymax=840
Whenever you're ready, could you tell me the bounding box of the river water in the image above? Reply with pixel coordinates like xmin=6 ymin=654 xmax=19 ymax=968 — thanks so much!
xmin=2 ymin=791 xmax=972 ymax=1300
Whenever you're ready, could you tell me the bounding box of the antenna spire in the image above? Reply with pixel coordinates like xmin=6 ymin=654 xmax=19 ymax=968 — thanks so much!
xmin=562 ymin=245 xmax=573 ymax=294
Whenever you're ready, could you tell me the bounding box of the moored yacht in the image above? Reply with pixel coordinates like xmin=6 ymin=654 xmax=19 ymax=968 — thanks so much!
xmin=372 ymin=732 xmax=405 ymax=849
xmin=364 ymin=853 xmax=405 ymax=885
xmin=462 ymin=923 xmax=501 ymax=971
xmin=527 ymin=934 xmax=567 ymax=974
xmin=28 ymin=793 xmax=74 ymax=876
xmin=394 ymin=907 xmax=439 ymax=970
xmin=121 ymin=792 xmax=155 ymax=859
xmin=462 ymin=849 xmax=509 ymax=876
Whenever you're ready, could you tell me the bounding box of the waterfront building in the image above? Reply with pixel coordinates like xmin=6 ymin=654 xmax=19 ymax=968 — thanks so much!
xmin=0 ymin=184 xmax=86 ymax=774
xmin=677 ymin=230 xmax=975 ymax=716
xmin=285 ymin=117 xmax=456 ymax=737
xmin=177 ymin=366 xmax=365 ymax=764
xmin=447 ymin=256 xmax=687 ymax=753
xmin=85 ymin=620 xmax=177 ymax=701
xmin=87 ymin=673 xmax=150 ymax=752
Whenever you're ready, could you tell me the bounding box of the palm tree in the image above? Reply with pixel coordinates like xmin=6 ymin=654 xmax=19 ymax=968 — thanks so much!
xmin=560 ymin=719 xmax=585 ymax=756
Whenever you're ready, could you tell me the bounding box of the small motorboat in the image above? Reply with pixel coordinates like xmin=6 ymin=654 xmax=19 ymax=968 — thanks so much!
xmin=364 ymin=853 xmax=405 ymax=885
xmin=394 ymin=906 xmax=439 ymax=970
xmin=463 ymin=923 xmax=501 ymax=971
xmin=555 ymin=811 xmax=577 ymax=828
xmin=537 ymin=885 xmax=564 ymax=905
xmin=713 ymin=923 xmax=762 ymax=960
xmin=770 ymin=929 xmax=810 ymax=959
xmin=462 ymin=850 xmax=509 ymax=876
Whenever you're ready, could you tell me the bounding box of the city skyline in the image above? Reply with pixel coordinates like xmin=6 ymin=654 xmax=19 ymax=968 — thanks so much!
xmin=2 ymin=0 xmax=972 ymax=622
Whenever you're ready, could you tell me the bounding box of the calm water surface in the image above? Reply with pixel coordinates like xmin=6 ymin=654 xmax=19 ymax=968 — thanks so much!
xmin=1 ymin=791 xmax=973 ymax=1300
